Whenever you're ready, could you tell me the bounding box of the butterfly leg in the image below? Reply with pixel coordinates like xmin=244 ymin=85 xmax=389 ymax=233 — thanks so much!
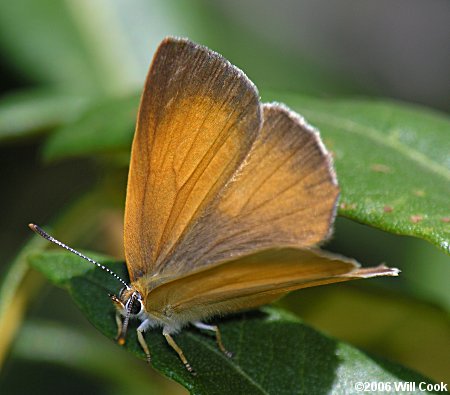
xmin=163 ymin=329 xmax=196 ymax=375
xmin=137 ymin=319 xmax=152 ymax=364
xmin=193 ymin=322 xmax=233 ymax=358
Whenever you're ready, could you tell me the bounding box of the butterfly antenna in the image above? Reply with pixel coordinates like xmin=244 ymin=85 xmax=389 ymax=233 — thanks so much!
xmin=118 ymin=293 xmax=135 ymax=344
xmin=29 ymin=223 xmax=130 ymax=290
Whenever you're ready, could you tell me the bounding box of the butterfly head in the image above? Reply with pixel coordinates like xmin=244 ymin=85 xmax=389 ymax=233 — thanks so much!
xmin=110 ymin=286 xmax=145 ymax=345
xmin=113 ymin=287 xmax=144 ymax=316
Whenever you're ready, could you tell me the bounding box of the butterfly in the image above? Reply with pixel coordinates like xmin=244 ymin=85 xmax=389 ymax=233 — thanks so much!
xmin=30 ymin=37 xmax=399 ymax=374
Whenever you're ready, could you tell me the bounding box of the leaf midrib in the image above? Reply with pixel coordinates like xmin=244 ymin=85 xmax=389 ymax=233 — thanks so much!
xmin=186 ymin=332 xmax=270 ymax=395
xmin=301 ymin=109 xmax=450 ymax=182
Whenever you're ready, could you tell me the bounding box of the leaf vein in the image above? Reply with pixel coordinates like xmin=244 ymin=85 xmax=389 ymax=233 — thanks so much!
xmin=303 ymin=110 xmax=450 ymax=181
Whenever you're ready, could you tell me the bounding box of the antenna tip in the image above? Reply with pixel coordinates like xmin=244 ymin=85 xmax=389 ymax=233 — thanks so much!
xmin=28 ymin=223 xmax=37 ymax=231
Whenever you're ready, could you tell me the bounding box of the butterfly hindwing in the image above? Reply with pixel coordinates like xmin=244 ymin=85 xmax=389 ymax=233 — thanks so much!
xmin=160 ymin=103 xmax=339 ymax=277
xmin=145 ymin=248 xmax=397 ymax=324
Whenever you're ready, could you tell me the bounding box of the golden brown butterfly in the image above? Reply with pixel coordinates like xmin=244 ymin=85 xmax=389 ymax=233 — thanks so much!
xmin=30 ymin=37 xmax=399 ymax=374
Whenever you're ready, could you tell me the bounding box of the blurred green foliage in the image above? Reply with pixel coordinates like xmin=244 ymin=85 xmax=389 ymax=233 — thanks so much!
xmin=0 ymin=1 xmax=448 ymax=394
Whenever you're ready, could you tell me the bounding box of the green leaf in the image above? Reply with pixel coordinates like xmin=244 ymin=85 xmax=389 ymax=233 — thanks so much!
xmin=43 ymin=95 xmax=140 ymax=162
xmin=0 ymin=89 xmax=90 ymax=142
xmin=0 ymin=0 xmax=203 ymax=94
xmin=0 ymin=235 xmax=49 ymax=366
xmin=265 ymin=93 xmax=450 ymax=255
xmin=29 ymin=251 xmax=435 ymax=394
xmin=0 ymin=0 xmax=108 ymax=93
xmin=280 ymin=281 xmax=450 ymax=383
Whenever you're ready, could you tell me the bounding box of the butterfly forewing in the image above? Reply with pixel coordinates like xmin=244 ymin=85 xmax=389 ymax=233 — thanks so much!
xmin=124 ymin=38 xmax=261 ymax=281
xmin=160 ymin=103 xmax=339 ymax=276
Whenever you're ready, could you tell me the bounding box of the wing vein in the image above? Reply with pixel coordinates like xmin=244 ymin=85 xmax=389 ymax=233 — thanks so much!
xmin=155 ymin=101 xmax=242 ymax=263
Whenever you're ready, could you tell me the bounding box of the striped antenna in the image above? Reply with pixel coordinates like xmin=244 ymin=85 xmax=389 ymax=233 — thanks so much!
xmin=117 ymin=292 xmax=136 ymax=345
xmin=29 ymin=223 xmax=130 ymax=290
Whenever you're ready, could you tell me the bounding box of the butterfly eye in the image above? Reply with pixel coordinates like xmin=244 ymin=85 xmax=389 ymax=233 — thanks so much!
xmin=126 ymin=297 xmax=143 ymax=315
